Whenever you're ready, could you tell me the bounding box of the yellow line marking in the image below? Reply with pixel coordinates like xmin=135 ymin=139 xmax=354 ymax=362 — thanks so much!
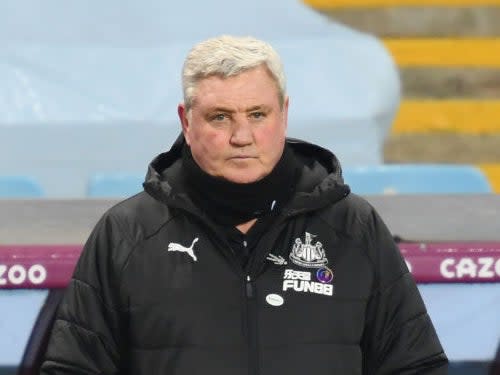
xmin=392 ymin=100 xmax=500 ymax=134
xmin=304 ymin=0 xmax=500 ymax=8
xmin=478 ymin=164 xmax=500 ymax=193
xmin=383 ymin=39 xmax=500 ymax=67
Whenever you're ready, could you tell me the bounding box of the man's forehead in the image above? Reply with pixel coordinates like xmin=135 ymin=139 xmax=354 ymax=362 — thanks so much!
xmin=191 ymin=89 xmax=277 ymax=111
xmin=192 ymin=99 xmax=269 ymax=112
xmin=188 ymin=68 xmax=282 ymax=111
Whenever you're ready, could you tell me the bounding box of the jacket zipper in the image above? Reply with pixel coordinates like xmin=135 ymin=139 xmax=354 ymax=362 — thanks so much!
xmin=245 ymin=275 xmax=258 ymax=375
xmin=168 ymin=201 xmax=265 ymax=374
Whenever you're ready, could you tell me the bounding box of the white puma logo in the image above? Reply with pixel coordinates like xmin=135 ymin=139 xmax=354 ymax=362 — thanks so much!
xmin=167 ymin=238 xmax=199 ymax=262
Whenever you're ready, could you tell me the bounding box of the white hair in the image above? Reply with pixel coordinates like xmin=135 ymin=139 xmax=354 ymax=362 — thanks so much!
xmin=182 ymin=35 xmax=287 ymax=110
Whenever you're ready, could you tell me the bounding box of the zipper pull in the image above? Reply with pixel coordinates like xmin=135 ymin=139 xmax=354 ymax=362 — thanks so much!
xmin=246 ymin=275 xmax=254 ymax=298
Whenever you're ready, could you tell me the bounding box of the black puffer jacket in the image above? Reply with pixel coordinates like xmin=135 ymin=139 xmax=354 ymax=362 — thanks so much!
xmin=41 ymin=137 xmax=447 ymax=375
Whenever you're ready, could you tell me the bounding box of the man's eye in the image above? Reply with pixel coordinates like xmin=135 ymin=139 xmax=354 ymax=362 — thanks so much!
xmin=250 ymin=112 xmax=265 ymax=119
xmin=212 ymin=114 xmax=227 ymax=121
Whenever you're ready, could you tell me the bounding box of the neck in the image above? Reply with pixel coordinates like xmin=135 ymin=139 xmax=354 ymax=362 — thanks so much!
xmin=236 ymin=218 xmax=258 ymax=234
xmin=182 ymin=144 xmax=301 ymax=227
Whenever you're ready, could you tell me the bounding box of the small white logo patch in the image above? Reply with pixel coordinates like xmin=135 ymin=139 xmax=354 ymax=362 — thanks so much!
xmin=289 ymin=232 xmax=328 ymax=268
xmin=167 ymin=238 xmax=199 ymax=262
xmin=266 ymin=254 xmax=287 ymax=266
xmin=266 ymin=294 xmax=284 ymax=306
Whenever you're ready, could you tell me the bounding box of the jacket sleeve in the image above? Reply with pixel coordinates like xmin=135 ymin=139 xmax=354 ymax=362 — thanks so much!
xmin=361 ymin=207 xmax=448 ymax=374
xmin=40 ymin=213 xmax=129 ymax=375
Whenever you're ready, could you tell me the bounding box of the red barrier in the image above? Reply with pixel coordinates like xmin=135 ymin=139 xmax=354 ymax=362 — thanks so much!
xmin=399 ymin=243 xmax=500 ymax=283
xmin=0 ymin=245 xmax=81 ymax=289
xmin=0 ymin=243 xmax=499 ymax=289
xmin=399 ymin=242 xmax=500 ymax=255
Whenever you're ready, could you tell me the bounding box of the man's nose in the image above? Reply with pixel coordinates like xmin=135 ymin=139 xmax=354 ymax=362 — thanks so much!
xmin=230 ymin=117 xmax=253 ymax=146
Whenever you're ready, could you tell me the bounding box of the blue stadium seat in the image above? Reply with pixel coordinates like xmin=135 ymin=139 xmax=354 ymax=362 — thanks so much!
xmin=343 ymin=164 xmax=492 ymax=195
xmin=87 ymin=173 xmax=144 ymax=198
xmin=0 ymin=176 xmax=44 ymax=197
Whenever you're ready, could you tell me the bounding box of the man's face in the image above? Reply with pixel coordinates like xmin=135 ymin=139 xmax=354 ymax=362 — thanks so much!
xmin=178 ymin=66 xmax=289 ymax=184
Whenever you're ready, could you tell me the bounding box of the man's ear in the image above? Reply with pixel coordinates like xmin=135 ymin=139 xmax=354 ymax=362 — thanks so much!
xmin=283 ymin=96 xmax=289 ymax=131
xmin=178 ymin=103 xmax=191 ymax=145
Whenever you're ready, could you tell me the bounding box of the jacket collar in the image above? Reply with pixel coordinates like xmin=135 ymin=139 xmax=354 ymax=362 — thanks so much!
xmin=143 ymin=134 xmax=350 ymax=216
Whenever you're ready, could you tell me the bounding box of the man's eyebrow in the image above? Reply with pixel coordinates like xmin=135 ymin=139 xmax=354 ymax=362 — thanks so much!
xmin=205 ymin=105 xmax=271 ymax=113
xmin=206 ymin=106 xmax=236 ymax=113
xmin=246 ymin=105 xmax=271 ymax=112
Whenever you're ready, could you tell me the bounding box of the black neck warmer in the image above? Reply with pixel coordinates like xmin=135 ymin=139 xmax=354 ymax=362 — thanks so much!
xmin=182 ymin=144 xmax=301 ymax=226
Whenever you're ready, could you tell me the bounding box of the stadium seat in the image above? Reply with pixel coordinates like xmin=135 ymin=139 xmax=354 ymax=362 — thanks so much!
xmin=0 ymin=176 xmax=44 ymax=198
xmin=343 ymin=164 xmax=492 ymax=194
xmin=87 ymin=173 xmax=144 ymax=198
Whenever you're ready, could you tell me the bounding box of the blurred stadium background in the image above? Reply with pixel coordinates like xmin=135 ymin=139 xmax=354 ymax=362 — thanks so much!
xmin=307 ymin=0 xmax=500 ymax=192
xmin=0 ymin=1 xmax=499 ymax=374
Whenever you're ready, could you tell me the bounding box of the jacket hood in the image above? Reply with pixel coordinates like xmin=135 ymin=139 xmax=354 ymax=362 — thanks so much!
xmin=143 ymin=134 xmax=350 ymax=215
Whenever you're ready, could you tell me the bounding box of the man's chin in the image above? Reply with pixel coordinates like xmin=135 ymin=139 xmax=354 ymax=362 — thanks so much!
xmin=222 ymin=170 xmax=266 ymax=184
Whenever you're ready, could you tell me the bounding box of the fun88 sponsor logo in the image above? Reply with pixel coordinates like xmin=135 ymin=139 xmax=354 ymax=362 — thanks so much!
xmin=440 ymin=256 xmax=500 ymax=279
xmin=0 ymin=264 xmax=47 ymax=286
xmin=282 ymin=269 xmax=334 ymax=296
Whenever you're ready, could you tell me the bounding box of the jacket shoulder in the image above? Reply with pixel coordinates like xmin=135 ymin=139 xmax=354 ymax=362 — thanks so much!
xmin=73 ymin=192 xmax=175 ymax=299
xmin=105 ymin=191 xmax=176 ymax=244
xmin=318 ymin=192 xmax=380 ymax=237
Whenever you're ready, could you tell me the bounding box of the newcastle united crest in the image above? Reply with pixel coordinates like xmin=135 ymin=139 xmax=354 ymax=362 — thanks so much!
xmin=289 ymin=232 xmax=328 ymax=268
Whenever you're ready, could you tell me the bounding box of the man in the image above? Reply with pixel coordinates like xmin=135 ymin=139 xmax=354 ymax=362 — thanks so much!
xmin=41 ymin=35 xmax=447 ymax=374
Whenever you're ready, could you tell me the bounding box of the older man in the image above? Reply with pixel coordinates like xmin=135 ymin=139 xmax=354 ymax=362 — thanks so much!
xmin=41 ymin=35 xmax=447 ymax=374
